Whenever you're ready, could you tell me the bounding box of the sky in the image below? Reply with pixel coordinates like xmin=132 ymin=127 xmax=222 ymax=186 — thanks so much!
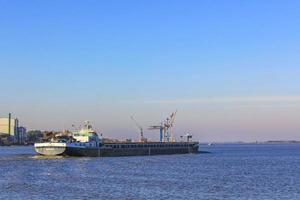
xmin=1 ymin=0 xmax=300 ymax=142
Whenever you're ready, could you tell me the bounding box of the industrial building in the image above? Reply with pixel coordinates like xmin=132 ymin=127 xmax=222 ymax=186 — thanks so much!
xmin=0 ymin=113 xmax=27 ymax=144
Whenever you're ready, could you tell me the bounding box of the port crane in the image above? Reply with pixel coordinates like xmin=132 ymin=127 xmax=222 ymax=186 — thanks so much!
xmin=130 ymin=116 xmax=146 ymax=142
xmin=149 ymin=111 xmax=177 ymax=142
xmin=148 ymin=123 xmax=166 ymax=142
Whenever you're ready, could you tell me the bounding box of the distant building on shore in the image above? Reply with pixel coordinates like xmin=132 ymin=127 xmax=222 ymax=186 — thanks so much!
xmin=0 ymin=113 xmax=27 ymax=144
xmin=17 ymin=127 xmax=27 ymax=144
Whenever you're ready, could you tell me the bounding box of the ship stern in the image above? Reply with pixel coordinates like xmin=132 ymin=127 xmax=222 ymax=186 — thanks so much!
xmin=34 ymin=142 xmax=67 ymax=156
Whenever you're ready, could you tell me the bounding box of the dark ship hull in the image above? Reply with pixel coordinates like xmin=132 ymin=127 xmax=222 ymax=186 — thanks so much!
xmin=35 ymin=142 xmax=199 ymax=157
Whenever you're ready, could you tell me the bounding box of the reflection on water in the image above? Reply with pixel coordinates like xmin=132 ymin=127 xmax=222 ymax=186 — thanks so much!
xmin=32 ymin=155 xmax=65 ymax=160
xmin=1 ymin=145 xmax=300 ymax=200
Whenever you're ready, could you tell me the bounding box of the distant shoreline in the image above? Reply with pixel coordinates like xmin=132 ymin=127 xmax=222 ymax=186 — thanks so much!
xmin=200 ymin=141 xmax=300 ymax=145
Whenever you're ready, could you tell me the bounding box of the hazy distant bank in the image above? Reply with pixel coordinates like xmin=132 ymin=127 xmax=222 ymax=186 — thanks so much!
xmin=200 ymin=140 xmax=300 ymax=145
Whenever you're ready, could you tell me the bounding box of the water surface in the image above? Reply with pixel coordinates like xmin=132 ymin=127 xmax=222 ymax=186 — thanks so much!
xmin=0 ymin=144 xmax=300 ymax=200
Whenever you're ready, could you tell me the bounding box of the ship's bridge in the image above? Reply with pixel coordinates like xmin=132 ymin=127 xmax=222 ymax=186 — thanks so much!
xmin=72 ymin=122 xmax=101 ymax=144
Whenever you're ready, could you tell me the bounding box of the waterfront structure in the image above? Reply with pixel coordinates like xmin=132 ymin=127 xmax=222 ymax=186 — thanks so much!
xmin=0 ymin=114 xmax=27 ymax=144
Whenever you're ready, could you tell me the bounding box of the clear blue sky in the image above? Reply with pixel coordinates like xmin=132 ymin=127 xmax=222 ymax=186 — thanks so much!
xmin=1 ymin=0 xmax=300 ymax=142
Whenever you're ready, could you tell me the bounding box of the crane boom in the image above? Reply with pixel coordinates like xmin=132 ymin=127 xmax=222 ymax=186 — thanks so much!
xmin=130 ymin=116 xmax=145 ymax=142
xmin=170 ymin=110 xmax=177 ymax=126
xmin=130 ymin=116 xmax=142 ymax=130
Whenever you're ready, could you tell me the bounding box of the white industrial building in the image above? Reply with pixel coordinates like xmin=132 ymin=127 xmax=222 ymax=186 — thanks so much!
xmin=0 ymin=114 xmax=27 ymax=144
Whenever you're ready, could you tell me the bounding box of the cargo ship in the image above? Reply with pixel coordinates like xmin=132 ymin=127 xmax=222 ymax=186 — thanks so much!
xmin=34 ymin=121 xmax=199 ymax=157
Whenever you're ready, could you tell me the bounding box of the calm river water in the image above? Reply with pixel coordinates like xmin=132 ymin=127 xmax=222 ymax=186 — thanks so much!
xmin=0 ymin=144 xmax=300 ymax=200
